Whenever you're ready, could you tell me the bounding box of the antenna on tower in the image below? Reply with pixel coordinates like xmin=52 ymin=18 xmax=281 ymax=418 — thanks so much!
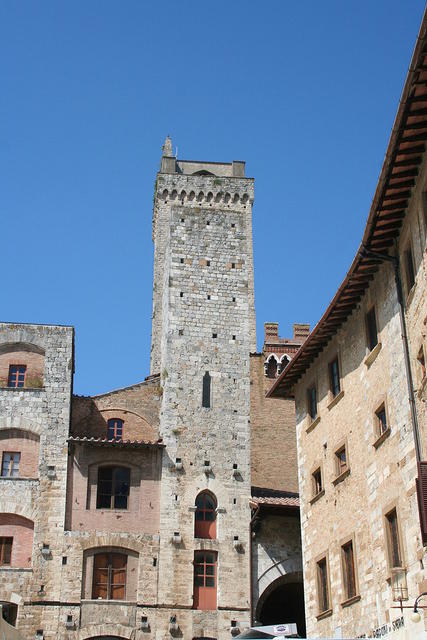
xmin=175 ymin=146 xmax=178 ymax=158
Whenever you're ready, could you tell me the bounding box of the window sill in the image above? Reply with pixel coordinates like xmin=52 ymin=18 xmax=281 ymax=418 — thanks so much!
xmin=306 ymin=415 xmax=321 ymax=434
xmin=327 ymin=389 xmax=344 ymax=411
xmin=341 ymin=594 xmax=361 ymax=608
xmin=373 ymin=427 xmax=391 ymax=449
xmin=0 ymin=567 xmax=32 ymax=572
xmin=81 ymin=599 xmax=135 ymax=605
xmin=309 ymin=489 xmax=325 ymax=505
xmin=332 ymin=467 xmax=350 ymax=486
xmin=0 ymin=476 xmax=38 ymax=482
xmin=364 ymin=342 xmax=382 ymax=368
xmin=0 ymin=386 xmax=45 ymax=392
xmin=316 ymin=608 xmax=332 ymax=621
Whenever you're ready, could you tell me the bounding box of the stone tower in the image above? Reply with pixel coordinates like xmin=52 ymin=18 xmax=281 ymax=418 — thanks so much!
xmin=151 ymin=138 xmax=256 ymax=638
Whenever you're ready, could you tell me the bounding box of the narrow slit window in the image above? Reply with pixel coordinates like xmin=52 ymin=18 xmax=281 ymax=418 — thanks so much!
xmin=317 ymin=557 xmax=330 ymax=613
xmin=366 ymin=307 xmax=378 ymax=352
xmin=417 ymin=346 xmax=426 ymax=381
xmin=307 ymin=386 xmax=317 ymax=421
xmin=202 ymin=371 xmax=211 ymax=408
xmin=329 ymin=358 xmax=340 ymax=397
xmin=386 ymin=508 xmax=402 ymax=568
xmin=376 ymin=404 xmax=388 ymax=437
xmin=312 ymin=468 xmax=323 ymax=496
xmin=335 ymin=446 xmax=347 ymax=476
xmin=341 ymin=541 xmax=356 ymax=600
xmin=0 ymin=537 xmax=12 ymax=565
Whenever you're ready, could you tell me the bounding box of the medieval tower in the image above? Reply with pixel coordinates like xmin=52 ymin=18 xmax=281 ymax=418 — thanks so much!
xmin=151 ymin=137 xmax=256 ymax=637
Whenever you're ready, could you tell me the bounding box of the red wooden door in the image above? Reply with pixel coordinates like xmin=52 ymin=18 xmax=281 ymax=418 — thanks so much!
xmin=195 ymin=492 xmax=216 ymax=539
xmin=193 ymin=551 xmax=217 ymax=610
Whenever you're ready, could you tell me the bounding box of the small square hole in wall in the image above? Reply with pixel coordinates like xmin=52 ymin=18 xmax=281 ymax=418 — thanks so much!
xmin=179 ymin=329 xmax=183 ymax=336
xmin=181 ymin=218 xmax=185 ymax=223
xmin=207 ymin=260 xmax=211 ymax=266
xmin=174 ymin=494 xmax=178 ymax=501
xmin=206 ymin=221 xmax=210 ymax=226
xmin=231 ymin=262 xmax=236 ymax=269
xmin=232 ymin=297 xmax=236 ymax=302
xmin=233 ymin=498 xmax=237 ymax=504
xmin=231 ymin=223 xmax=235 ymax=228
xmin=232 ymin=335 xmax=236 ymax=340
xmin=207 ymin=295 xmax=211 ymax=300
xmin=62 ymin=556 xmax=67 ymax=565
xmin=153 ymin=557 xmax=157 ymax=567
xmin=212 ymin=333 xmax=217 ymax=339
xmin=180 ymin=292 xmax=183 ymax=298
xmin=180 ymin=258 xmax=184 ymax=264
xmin=233 ymin=409 xmax=237 ymax=413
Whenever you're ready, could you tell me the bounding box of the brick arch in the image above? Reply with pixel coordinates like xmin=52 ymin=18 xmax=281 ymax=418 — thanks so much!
xmin=0 ymin=342 xmax=45 ymax=356
xmin=79 ymin=624 xmax=133 ymax=639
xmin=79 ymin=537 xmax=142 ymax=553
xmin=0 ymin=501 xmax=37 ymax=522
xmin=0 ymin=416 xmax=43 ymax=437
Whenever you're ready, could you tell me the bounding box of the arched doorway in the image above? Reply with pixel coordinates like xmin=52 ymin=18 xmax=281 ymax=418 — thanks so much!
xmin=256 ymin=575 xmax=306 ymax=638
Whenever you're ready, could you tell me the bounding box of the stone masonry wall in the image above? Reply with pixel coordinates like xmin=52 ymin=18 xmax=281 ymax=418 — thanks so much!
xmin=0 ymin=322 xmax=74 ymax=639
xmin=153 ymin=165 xmax=255 ymax=639
xmin=294 ymin=243 xmax=426 ymax=638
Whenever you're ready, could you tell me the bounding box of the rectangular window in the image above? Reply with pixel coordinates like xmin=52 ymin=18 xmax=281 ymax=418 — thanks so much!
xmin=312 ymin=468 xmax=323 ymax=496
xmin=193 ymin=551 xmax=217 ymax=610
xmin=307 ymin=386 xmax=317 ymax=421
xmin=107 ymin=418 xmax=123 ymax=440
xmin=1 ymin=452 xmax=20 ymax=477
xmin=404 ymin=245 xmax=415 ymax=292
xmin=386 ymin=509 xmax=402 ymax=568
xmin=202 ymin=371 xmax=211 ymax=408
xmin=341 ymin=541 xmax=356 ymax=600
xmin=366 ymin=307 xmax=378 ymax=352
xmin=92 ymin=552 xmax=127 ymax=600
xmin=316 ymin=557 xmax=330 ymax=613
xmin=0 ymin=537 xmax=12 ymax=565
xmin=335 ymin=446 xmax=347 ymax=476
xmin=376 ymin=404 xmax=388 ymax=437
xmin=7 ymin=365 xmax=26 ymax=388
xmin=96 ymin=467 xmax=130 ymax=509
xmin=329 ymin=358 xmax=340 ymax=397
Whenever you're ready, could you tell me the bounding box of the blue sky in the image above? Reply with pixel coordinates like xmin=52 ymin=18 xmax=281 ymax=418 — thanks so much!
xmin=1 ymin=1 xmax=425 ymax=395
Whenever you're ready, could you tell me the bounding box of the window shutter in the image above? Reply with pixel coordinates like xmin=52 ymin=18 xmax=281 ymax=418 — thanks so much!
xmin=416 ymin=462 xmax=427 ymax=543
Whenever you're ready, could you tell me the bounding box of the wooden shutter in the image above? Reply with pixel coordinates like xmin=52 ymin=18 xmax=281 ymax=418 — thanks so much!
xmin=110 ymin=553 xmax=127 ymax=600
xmin=92 ymin=553 xmax=109 ymax=599
xmin=416 ymin=462 xmax=427 ymax=543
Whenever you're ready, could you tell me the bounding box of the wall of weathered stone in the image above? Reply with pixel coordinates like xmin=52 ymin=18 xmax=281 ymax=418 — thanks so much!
xmin=292 ymin=164 xmax=427 ymax=638
xmin=152 ymin=163 xmax=255 ymax=638
xmin=0 ymin=322 xmax=74 ymax=639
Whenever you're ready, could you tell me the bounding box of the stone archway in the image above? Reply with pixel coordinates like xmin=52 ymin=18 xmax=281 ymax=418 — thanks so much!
xmin=255 ymin=573 xmax=306 ymax=638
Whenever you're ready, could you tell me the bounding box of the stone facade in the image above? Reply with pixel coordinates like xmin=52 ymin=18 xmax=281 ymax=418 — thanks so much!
xmin=268 ymin=15 xmax=427 ymax=639
xmin=0 ymin=143 xmax=304 ymax=639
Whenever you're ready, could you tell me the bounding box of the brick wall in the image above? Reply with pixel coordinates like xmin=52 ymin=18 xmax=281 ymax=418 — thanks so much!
xmin=0 ymin=350 xmax=44 ymax=389
xmin=250 ymin=354 xmax=298 ymax=492
xmin=0 ymin=430 xmax=39 ymax=478
xmin=0 ymin=514 xmax=34 ymax=568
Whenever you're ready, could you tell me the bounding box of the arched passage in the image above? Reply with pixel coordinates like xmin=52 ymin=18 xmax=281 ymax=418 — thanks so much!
xmin=255 ymin=574 xmax=306 ymax=638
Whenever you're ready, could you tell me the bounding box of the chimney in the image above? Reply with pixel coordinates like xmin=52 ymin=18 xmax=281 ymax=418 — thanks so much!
xmin=264 ymin=322 xmax=279 ymax=342
xmin=293 ymin=323 xmax=310 ymax=342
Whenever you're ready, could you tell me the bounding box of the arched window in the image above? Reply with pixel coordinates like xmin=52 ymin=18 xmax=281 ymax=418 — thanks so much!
xmin=266 ymin=356 xmax=278 ymax=378
xmin=279 ymin=356 xmax=290 ymax=374
xmin=107 ymin=418 xmax=123 ymax=440
xmin=195 ymin=491 xmax=217 ymax=539
xmin=96 ymin=467 xmax=130 ymax=509
xmin=92 ymin=552 xmax=127 ymax=600
xmin=193 ymin=551 xmax=217 ymax=610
